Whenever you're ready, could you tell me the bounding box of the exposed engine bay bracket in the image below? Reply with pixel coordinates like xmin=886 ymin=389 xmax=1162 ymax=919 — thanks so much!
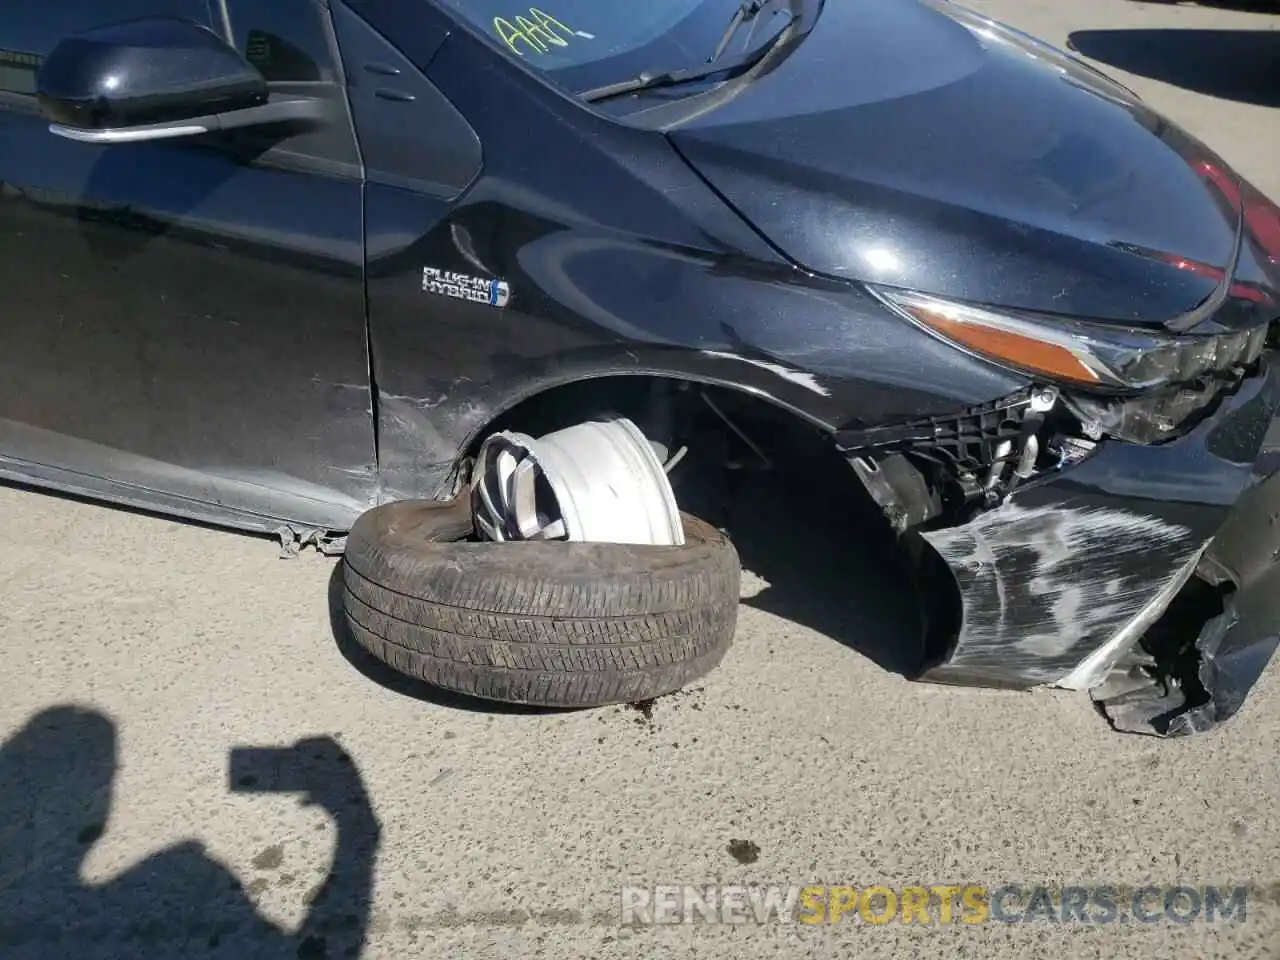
xmin=836 ymin=385 xmax=1093 ymax=533
xmin=851 ymin=454 xmax=939 ymax=534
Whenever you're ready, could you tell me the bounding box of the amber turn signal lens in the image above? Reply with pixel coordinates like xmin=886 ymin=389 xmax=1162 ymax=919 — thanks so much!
xmin=907 ymin=306 xmax=1103 ymax=385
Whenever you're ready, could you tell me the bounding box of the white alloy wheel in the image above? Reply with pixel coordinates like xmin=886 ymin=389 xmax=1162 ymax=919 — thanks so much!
xmin=472 ymin=415 xmax=685 ymax=546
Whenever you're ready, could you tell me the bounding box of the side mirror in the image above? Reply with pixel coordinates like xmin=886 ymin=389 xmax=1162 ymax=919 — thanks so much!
xmin=37 ymin=17 xmax=326 ymax=143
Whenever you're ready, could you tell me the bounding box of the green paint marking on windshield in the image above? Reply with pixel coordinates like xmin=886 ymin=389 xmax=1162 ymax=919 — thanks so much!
xmin=494 ymin=8 xmax=589 ymax=56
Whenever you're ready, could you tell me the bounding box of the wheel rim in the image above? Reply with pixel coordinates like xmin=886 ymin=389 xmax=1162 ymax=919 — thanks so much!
xmin=472 ymin=416 xmax=685 ymax=546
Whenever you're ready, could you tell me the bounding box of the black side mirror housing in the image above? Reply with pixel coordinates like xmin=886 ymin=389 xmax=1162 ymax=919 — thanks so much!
xmin=35 ymin=17 xmax=328 ymax=144
xmin=37 ymin=17 xmax=268 ymax=131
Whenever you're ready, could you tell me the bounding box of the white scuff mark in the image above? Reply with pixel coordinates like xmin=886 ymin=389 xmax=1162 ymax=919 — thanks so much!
xmin=309 ymin=377 xmax=368 ymax=392
xmin=700 ymin=350 xmax=831 ymax=397
xmin=332 ymin=464 xmax=378 ymax=480
xmin=1012 ymin=507 xmax=1103 ymax=658
xmin=1057 ymin=542 xmax=1208 ymax=691
xmin=393 ymin=393 xmax=449 ymax=411
xmin=923 ymin=501 xmax=1198 ymax=681
xmin=384 ymin=411 xmax=414 ymax=432
xmin=969 ymin=523 xmax=1006 ymax=620
xmin=380 ymin=382 xmax=475 ymax=410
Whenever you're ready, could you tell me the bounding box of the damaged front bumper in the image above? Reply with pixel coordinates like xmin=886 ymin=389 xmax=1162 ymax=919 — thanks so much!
xmin=842 ymin=354 xmax=1280 ymax=737
xmin=1088 ymin=461 xmax=1280 ymax=736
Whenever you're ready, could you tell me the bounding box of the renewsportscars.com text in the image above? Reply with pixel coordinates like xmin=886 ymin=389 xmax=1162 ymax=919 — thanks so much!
xmin=620 ymin=884 xmax=1249 ymax=925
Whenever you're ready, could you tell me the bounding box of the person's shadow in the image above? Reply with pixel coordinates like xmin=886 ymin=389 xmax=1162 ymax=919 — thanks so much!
xmin=0 ymin=706 xmax=380 ymax=959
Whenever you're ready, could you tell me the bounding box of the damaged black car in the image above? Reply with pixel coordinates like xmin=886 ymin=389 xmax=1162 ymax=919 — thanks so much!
xmin=2 ymin=0 xmax=1279 ymax=734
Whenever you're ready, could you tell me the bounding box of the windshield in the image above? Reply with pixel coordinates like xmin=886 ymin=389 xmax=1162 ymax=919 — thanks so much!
xmin=435 ymin=0 xmax=792 ymax=94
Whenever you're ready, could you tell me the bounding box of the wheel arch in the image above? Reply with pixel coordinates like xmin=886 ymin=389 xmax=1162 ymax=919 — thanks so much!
xmin=373 ymin=359 xmax=850 ymax=504
xmin=457 ymin=367 xmax=841 ymax=456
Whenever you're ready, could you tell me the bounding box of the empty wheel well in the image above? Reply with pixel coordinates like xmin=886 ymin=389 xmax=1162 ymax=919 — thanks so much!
xmin=462 ymin=374 xmax=894 ymax=532
xmin=465 ymin=375 xmax=832 ymax=470
xmin=463 ymin=374 xmax=937 ymax=678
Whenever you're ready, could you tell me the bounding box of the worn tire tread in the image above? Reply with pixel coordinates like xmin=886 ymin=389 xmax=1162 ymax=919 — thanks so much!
xmin=339 ymin=498 xmax=740 ymax=707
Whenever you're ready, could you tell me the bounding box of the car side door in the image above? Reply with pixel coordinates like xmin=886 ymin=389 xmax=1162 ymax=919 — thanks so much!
xmin=0 ymin=0 xmax=376 ymax=534
xmin=328 ymin=0 xmax=484 ymax=501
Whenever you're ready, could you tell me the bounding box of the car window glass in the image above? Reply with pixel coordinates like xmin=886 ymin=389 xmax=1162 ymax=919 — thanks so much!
xmin=215 ymin=0 xmax=359 ymax=173
xmin=330 ymin=0 xmax=481 ymax=198
xmin=216 ymin=0 xmax=338 ymax=83
xmin=436 ymin=0 xmax=708 ymax=70
xmin=0 ymin=0 xmax=212 ymax=95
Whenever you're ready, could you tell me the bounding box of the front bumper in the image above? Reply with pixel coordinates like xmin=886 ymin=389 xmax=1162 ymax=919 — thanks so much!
xmin=916 ymin=355 xmax=1280 ymax=735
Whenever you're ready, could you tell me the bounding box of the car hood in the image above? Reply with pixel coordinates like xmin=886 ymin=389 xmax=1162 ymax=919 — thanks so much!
xmin=666 ymin=0 xmax=1248 ymax=326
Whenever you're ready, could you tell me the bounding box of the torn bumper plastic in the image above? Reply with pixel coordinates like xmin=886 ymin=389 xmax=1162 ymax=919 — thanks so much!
xmin=1090 ymin=466 xmax=1280 ymax=736
xmin=915 ymin=354 xmax=1280 ymax=735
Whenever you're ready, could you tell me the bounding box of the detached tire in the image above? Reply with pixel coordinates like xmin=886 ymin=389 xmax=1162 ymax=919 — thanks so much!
xmin=340 ymin=498 xmax=740 ymax=707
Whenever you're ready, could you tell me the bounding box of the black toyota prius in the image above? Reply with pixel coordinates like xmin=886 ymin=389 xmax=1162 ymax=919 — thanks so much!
xmin=3 ymin=0 xmax=1279 ymax=734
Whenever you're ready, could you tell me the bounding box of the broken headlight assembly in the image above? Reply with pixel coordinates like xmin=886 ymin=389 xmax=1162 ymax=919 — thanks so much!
xmin=843 ymin=288 xmax=1272 ymax=535
xmin=869 ymin=286 xmax=1269 ymax=392
xmin=871 ymin=286 xmax=1272 ymax=444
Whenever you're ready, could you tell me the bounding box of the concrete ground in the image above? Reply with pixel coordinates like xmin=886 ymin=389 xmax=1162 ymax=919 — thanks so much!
xmin=2 ymin=2 xmax=1279 ymax=958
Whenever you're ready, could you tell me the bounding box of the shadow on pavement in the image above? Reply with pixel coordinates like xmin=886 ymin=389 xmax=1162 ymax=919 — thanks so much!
xmin=0 ymin=706 xmax=380 ymax=959
xmin=677 ymin=455 xmax=925 ymax=679
xmin=1067 ymin=28 xmax=1280 ymax=107
xmin=329 ymin=452 xmax=925 ymax=711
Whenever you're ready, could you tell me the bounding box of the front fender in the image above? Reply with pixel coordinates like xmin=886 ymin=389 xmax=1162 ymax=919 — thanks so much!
xmin=362 ymin=23 xmax=1026 ymax=502
xmin=368 ymin=217 xmax=1027 ymax=501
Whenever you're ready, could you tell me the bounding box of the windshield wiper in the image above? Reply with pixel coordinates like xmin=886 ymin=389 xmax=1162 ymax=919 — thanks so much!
xmin=579 ymin=0 xmax=796 ymax=104
xmin=709 ymin=0 xmax=785 ymax=63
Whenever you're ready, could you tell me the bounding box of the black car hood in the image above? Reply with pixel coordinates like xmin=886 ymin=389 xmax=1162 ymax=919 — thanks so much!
xmin=666 ymin=0 xmax=1244 ymax=326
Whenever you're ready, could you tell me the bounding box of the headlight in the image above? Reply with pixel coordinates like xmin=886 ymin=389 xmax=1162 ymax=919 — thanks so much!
xmin=870 ymin=287 xmax=1268 ymax=390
